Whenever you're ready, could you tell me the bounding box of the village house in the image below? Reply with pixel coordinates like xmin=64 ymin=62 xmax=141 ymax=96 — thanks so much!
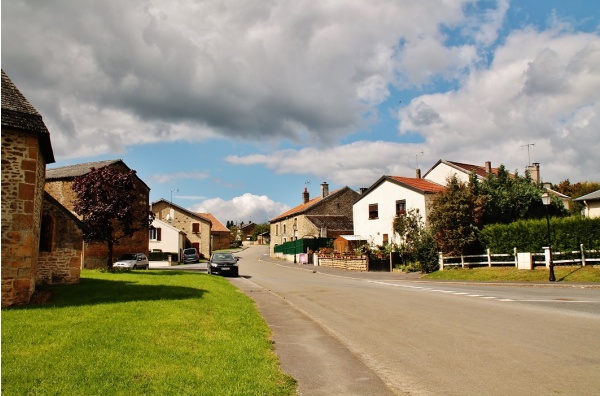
xmin=150 ymin=199 xmax=212 ymax=259
xmin=270 ymin=182 xmax=359 ymax=256
xmin=353 ymin=176 xmax=446 ymax=247
xmin=574 ymin=190 xmax=600 ymax=219
xmin=198 ymin=212 xmax=230 ymax=251
xmin=45 ymin=159 xmax=151 ymax=269
xmin=2 ymin=70 xmax=84 ymax=307
xmin=148 ymin=217 xmax=186 ymax=257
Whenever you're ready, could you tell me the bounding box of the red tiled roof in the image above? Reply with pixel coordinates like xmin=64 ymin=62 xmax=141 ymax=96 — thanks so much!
xmin=270 ymin=195 xmax=325 ymax=222
xmin=448 ymin=161 xmax=500 ymax=178
xmin=198 ymin=213 xmax=229 ymax=232
xmin=389 ymin=176 xmax=446 ymax=193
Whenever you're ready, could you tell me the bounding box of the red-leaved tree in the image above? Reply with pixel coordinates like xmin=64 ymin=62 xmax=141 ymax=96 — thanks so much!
xmin=72 ymin=166 xmax=154 ymax=270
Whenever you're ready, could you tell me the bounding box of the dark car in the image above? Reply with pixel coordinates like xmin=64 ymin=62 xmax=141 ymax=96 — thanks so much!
xmin=182 ymin=248 xmax=199 ymax=263
xmin=207 ymin=253 xmax=239 ymax=276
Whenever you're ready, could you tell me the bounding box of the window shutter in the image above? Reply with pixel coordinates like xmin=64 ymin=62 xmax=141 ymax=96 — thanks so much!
xmin=192 ymin=223 xmax=200 ymax=233
xmin=157 ymin=228 xmax=162 ymax=241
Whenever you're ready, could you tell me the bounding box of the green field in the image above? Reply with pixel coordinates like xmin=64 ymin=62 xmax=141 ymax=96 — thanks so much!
xmin=1 ymin=270 xmax=296 ymax=396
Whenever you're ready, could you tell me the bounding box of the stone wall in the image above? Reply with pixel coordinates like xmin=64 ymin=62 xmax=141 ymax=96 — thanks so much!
xmin=318 ymin=256 xmax=368 ymax=271
xmin=37 ymin=198 xmax=82 ymax=285
xmin=1 ymin=129 xmax=46 ymax=306
xmin=45 ymin=167 xmax=150 ymax=269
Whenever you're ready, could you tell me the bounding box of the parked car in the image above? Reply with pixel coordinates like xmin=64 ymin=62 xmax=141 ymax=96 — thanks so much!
xmin=113 ymin=253 xmax=150 ymax=270
xmin=207 ymin=253 xmax=239 ymax=277
xmin=182 ymin=248 xmax=200 ymax=263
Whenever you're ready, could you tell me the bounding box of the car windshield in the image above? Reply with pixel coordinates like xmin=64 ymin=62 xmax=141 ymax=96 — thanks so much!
xmin=118 ymin=254 xmax=137 ymax=260
xmin=212 ymin=253 xmax=235 ymax=261
xmin=183 ymin=249 xmax=196 ymax=255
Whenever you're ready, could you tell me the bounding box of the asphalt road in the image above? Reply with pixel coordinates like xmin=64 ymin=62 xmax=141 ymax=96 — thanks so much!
xmin=228 ymin=245 xmax=600 ymax=396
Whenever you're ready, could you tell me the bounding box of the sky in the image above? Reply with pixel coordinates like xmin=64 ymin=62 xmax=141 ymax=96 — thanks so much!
xmin=3 ymin=0 xmax=599 ymax=224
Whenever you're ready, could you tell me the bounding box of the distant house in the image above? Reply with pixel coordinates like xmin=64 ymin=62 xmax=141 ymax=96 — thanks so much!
xmin=45 ymin=159 xmax=151 ymax=269
xmin=151 ymin=199 xmax=212 ymax=259
xmin=573 ymin=190 xmax=600 ymax=218
xmin=353 ymin=176 xmax=445 ymax=247
xmin=423 ymin=160 xmax=502 ymax=185
xmin=1 ymin=69 xmax=80 ymax=306
xmin=270 ymin=182 xmax=359 ymax=256
xmin=240 ymin=222 xmax=256 ymax=241
xmin=198 ymin=213 xmax=230 ymax=251
xmin=149 ymin=218 xmax=186 ymax=256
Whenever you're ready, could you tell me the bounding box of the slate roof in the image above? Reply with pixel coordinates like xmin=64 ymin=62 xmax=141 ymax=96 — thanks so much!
xmin=305 ymin=215 xmax=354 ymax=232
xmin=573 ymin=189 xmax=600 ymax=202
xmin=46 ymin=159 xmax=151 ymax=191
xmin=2 ymin=69 xmax=55 ymax=163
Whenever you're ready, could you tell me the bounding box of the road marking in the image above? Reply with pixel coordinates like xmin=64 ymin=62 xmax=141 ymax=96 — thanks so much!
xmin=368 ymin=280 xmax=517 ymax=302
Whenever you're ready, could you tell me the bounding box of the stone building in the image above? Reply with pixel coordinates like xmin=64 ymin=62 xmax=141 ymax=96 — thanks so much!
xmin=269 ymin=182 xmax=359 ymax=256
xmin=151 ymin=199 xmax=212 ymax=259
xmin=45 ymin=159 xmax=151 ymax=268
xmin=2 ymin=69 xmax=56 ymax=306
xmin=198 ymin=212 xmax=230 ymax=251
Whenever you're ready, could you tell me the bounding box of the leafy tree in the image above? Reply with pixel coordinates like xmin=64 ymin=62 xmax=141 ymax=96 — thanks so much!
xmin=251 ymin=223 xmax=270 ymax=240
xmin=72 ymin=166 xmax=154 ymax=270
xmin=554 ymin=180 xmax=600 ymax=216
xmin=393 ymin=208 xmax=439 ymax=272
xmin=428 ymin=175 xmax=481 ymax=255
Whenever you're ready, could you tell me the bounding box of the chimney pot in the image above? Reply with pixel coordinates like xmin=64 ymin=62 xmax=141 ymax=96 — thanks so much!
xmin=302 ymin=187 xmax=310 ymax=204
xmin=321 ymin=182 xmax=329 ymax=198
xmin=485 ymin=161 xmax=492 ymax=174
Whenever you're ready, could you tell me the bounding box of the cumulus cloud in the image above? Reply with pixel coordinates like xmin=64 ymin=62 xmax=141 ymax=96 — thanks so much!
xmin=2 ymin=0 xmax=500 ymax=159
xmin=152 ymin=171 xmax=210 ymax=184
xmin=190 ymin=193 xmax=290 ymax=224
xmin=227 ymin=141 xmax=427 ymax=187
xmin=399 ymin=26 xmax=600 ymax=182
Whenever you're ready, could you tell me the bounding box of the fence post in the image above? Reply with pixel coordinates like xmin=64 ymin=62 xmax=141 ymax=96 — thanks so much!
xmin=514 ymin=247 xmax=518 ymax=267
xmin=581 ymin=244 xmax=586 ymax=267
xmin=487 ymin=249 xmax=492 ymax=267
xmin=543 ymin=247 xmax=551 ymax=268
xmin=461 ymin=255 xmax=464 ymax=269
xmin=439 ymin=252 xmax=444 ymax=271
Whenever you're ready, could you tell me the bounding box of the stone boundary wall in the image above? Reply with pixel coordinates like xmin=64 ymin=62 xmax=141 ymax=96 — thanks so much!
xmin=318 ymin=256 xmax=368 ymax=271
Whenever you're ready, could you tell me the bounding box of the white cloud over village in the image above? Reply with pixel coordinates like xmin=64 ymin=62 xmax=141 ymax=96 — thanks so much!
xmin=190 ymin=194 xmax=290 ymax=225
xmin=3 ymin=1 xmax=599 ymax=223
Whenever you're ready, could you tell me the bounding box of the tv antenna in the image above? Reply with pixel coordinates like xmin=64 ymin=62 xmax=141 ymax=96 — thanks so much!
xmin=415 ymin=150 xmax=424 ymax=169
xmin=520 ymin=143 xmax=535 ymax=166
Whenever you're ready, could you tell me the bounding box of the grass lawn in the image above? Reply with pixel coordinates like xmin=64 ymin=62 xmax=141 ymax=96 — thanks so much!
xmin=1 ymin=270 xmax=296 ymax=396
xmin=423 ymin=265 xmax=600 ymax=283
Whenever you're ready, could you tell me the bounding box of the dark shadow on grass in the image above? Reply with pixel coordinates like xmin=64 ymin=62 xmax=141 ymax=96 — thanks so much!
xmin=8 ymin=271 xmax=207 ymax=310
xmin=557 ymin=266 xmax=584 ymax=282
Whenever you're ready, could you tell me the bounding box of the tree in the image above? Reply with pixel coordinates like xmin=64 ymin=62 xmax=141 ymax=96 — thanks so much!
xmin=251 ymin=223 xmax=270 ymax=241
xmin=392 ymin=208 xmax=439 ymax=273
xmin=72 ymin=166 xmax=154 ymax=270
xmin=554 ymin=180 xmax=600 ymax=216
xmin=428 ymin=175 xmax=481 ymax=255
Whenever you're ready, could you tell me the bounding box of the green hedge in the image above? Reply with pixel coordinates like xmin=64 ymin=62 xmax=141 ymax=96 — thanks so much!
xmin=148 ymin=252 xmax=179 ymax=262
xmin=478 ymin=217 xmax=600 ymax=254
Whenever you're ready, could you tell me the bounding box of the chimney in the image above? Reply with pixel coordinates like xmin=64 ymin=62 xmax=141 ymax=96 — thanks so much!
xmin=302 ymin=187 xmax=310 ymax=204
xmin=527 ymin=162 xmax=541 ymax=186
xmin=416 ymin=168 xmax=421 ymax=179
xmin=485 ymin=161 xmax=492 ymax=174
xmin=321 ymin=182 xmax=329 ymax=198
xmin=359 ymin=187 xmax=368 ymax=195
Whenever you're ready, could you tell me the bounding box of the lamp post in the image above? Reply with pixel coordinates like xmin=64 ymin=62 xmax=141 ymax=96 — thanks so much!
xmin=293 ymin=223 xmax=298 ymax=263
xmin=541 ymin=192 xmax=556 ymax=282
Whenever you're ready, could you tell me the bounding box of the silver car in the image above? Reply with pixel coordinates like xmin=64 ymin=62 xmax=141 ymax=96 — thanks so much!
xmin=113 ymin=253 xmax=150 ymax=270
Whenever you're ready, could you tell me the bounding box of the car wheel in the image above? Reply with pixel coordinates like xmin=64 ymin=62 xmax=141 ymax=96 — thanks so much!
xmin=133 ymin=265 xmax=137 ymax=270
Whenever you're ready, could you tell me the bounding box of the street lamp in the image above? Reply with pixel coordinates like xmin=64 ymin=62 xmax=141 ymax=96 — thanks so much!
xmin=541 ymin=192 xmax=556 ymax=282
xmin=293 ymin=223 xmax=298 ymax=264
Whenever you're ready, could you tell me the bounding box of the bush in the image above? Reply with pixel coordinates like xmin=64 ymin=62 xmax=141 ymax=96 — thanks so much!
xmin=479 ymin=216 xmax=600 ymax=254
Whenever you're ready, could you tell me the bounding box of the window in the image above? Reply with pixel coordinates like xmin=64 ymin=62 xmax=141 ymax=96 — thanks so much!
xmin=396 ymin=200 xmax=406 ymax=216
xmin=149 ymin=227 xmax=162 ymax=241
xmin=192 ymin=223 xmax=200 ymax=233
xmin=283 ymin=224 xmax=286 ymax=234
xmin=383 ymin=234 xmax=388 ymax=244
xmin=369 ymin=204 xmax=378 ymax=219
xmin=276 ymin=224 xmax=279 ymax=235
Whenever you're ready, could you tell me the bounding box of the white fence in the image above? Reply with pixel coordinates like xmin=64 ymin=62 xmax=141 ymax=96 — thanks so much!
xmin=439 ymin=244 xmax=600 ymax=270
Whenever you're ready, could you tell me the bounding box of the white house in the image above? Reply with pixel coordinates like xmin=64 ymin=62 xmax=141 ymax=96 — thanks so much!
xmin=423 ymin=160 xmax=500 ymax=185
xmin=149 ymin=218 xmax=186 ymax=256
xmin=574 ymin=190 xmax=600 ymax=218
xmin=353 ymin=176 xmax=445 ymax=247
